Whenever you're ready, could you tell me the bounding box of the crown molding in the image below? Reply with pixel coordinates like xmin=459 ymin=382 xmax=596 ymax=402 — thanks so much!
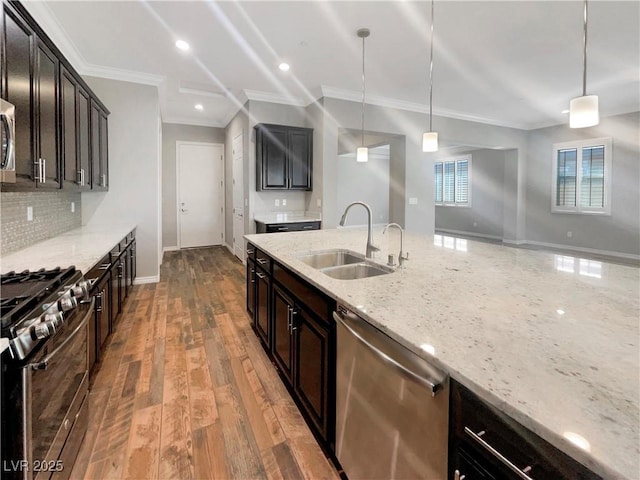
xmin=161 ymin=115 xmax=226 ymax=129
xmin=244 ymin=89 xmax=307 ymax=107
xmin=320 ymin=85 xmax=528 ymax=130
xmin=82 ymin=64 xmax=164 ymax=87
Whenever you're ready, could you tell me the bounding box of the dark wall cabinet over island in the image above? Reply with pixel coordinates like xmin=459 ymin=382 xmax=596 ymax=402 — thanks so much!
xmin=1 ymin=0 xmax=109 ymax=191
xmin=255 ymin=123 xmax=313 ymax=191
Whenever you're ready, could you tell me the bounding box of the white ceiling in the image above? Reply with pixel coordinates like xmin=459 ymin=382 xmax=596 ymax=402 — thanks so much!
xmin=24 ymin=1 xmax=640 ymax=130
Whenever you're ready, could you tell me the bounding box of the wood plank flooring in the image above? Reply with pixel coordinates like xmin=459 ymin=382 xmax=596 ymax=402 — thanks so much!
xmin=71 ymin=247 xmax=340 ymax=480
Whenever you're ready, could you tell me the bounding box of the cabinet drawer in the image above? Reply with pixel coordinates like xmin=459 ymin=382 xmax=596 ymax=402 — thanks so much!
xmin=273 ymin=261 xmax=334 ymax=323
xmin=450 ymin=380 xmax=600 ymax=480
xmin=255 ymin=248 xmax=272 ymax=272
xmin=265 ymin=221 xmax=321 ymax=233
xmin=246 ymin=242 xmax=257 ymax=260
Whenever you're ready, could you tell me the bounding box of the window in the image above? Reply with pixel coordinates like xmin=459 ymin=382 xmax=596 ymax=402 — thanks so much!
xmin=552 ymin=138 xmax=612 ymax=215
xmin=434 ymin=155 xmax=471 ymax=206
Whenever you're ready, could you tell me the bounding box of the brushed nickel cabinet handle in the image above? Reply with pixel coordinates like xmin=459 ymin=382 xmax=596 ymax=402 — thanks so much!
xmin=464 ymin=427 xmax=533 ymax=480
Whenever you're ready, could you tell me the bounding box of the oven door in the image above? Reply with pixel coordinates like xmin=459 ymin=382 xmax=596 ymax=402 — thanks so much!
xmin=24 ymin=299 xmax=93 ymax=480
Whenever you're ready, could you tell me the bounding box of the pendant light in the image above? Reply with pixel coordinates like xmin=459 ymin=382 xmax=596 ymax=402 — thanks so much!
xmin=569 ymin=0 xmax=599 ymax=128
xmin=356 ymin=28 xmax=370 ymax=162
xmin=422 ymin=0 xmax=438 ymax=152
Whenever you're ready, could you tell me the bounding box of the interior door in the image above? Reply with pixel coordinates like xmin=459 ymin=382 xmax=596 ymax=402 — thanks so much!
xmin=232 ymin=133 xmax=244 ymax=260
xmin=178 ymin=142 xmax=223 ymax=249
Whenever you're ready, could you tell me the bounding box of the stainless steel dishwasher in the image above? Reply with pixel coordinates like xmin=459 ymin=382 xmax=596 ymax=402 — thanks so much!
xmin=334 ymin=304 xmax=449 ymax=480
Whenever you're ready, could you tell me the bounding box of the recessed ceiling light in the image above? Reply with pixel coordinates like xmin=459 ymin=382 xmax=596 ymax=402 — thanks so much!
xmin=278 ymin=62 xmax=290 ymax=72
xmin=175 ymin=40 xmax=190 ymax=51
xmin=195 ymin=104 xmax=204 ymax=111
xmin=561 ymin=109 xmax=570 ymax=114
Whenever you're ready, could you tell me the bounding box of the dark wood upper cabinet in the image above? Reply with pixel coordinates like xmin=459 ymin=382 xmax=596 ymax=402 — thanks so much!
xmin=1 ymin=0 xmax=109 ymax=192
xmin=33 ymin=39 xmax=60 ymax=189
xmin=255 ymin=123 xmax=312 ymax=191
xmin=2 ymin=3 xmax=35 ymax=187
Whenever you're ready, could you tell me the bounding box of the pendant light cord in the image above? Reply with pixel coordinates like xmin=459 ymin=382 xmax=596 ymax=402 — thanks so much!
xmin=361 ymin=35 xmax=366 ymax=148
xmin=428 ymin=0 xmax=434 ymax=132
xmin=582 ymin=0 xmax=588 ymax=96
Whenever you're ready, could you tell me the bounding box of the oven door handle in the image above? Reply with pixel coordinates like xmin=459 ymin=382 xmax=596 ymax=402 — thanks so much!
xmin=28 ymin=298 xmax=94 ymax=371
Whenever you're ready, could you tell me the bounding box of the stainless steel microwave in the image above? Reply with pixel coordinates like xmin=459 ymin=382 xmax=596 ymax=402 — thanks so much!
xmin=1 ymin=98 xmax=16 ymax=183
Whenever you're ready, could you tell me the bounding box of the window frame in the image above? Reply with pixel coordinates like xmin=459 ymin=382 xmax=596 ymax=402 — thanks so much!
xmin=551 ymin=137 xmax=612 ymax=215
xmin=434 ymin=154 xmax=472 ymax=207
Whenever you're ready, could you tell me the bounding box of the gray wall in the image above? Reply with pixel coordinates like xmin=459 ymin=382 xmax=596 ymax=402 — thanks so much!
xmin=336 ymin=150 xmax=390 ymax=226
xmin=435 ymin=148 xmax=507 ymax=239
xmin=525 ymin=111 xmax=640 ymax=256
xmin=0 ymin=191 xmax=81 ymax=256
xmin=162 ymin=123 xmax=225 ymax=249
xmin=81 ymin=77 xmax=161 ymax=281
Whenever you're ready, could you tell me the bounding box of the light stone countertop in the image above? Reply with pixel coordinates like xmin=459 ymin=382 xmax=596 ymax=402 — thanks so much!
xmin=1 ymin=223 xmax=136 ymax=275
xmin=0 ymin=338 xmax=9 ymax=354
xmin=245 ymin=227 xmax=640 ymax=480
xmin=254 ymin=212 xmax=322 ymax=224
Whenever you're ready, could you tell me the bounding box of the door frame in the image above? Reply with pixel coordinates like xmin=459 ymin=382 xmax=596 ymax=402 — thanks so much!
xmin=176 ymin=141 xmax=225 ymax=250
xmin=232 ymin=132 xmax=244 ymax=261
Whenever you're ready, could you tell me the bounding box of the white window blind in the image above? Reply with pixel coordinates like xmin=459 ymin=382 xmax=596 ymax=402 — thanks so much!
xmin=434 ymin=155 xmax=471 ymax=206
xmin=552 ymin=138 xmax=611 ymax=215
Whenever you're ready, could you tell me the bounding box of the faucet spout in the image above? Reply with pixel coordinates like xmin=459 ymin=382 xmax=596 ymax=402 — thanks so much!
xmin=383 ymin=222 xmax=409 ymax=267
xmin=339 ymin=201 xmax=380 ymax=259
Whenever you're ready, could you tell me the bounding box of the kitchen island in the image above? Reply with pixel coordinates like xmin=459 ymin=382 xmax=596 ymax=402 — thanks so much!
xmin=245 ymin=227 xmax=639 ymax=480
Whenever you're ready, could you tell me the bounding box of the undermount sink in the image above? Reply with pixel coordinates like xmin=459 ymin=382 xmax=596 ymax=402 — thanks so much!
xmin=297 ymin=249 xmax=364 ymax=269
xmin=297 ymin=249 xmax=393 ymax=280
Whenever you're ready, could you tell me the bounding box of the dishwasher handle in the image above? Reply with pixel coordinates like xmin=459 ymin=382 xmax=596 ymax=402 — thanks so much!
xmin=334 ymin=310 xmax=444 ymax=396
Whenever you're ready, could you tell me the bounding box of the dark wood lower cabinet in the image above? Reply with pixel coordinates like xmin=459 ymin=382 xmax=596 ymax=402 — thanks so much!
xmin=246 ymin=242 xmax=335 ymax=451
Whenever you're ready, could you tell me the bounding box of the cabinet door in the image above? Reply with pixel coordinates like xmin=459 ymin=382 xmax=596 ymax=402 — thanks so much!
xmin=34 ymin=40 xmax=60 ymax=189
xmin=272 ymin=285 xmax=294 ymax=383
xmin=99 ymin=274 xmax=111 ymax=351
xmin=90 ymin=101 xmax=108 ymax=190
xmin=288 ymin=129 xmax=312 ymax=190
xmin=294 ymin=307 xmax=331 ymax=439
xmin=3 ymin=5 xmax=35 ymax=186
xmin=130 ymin=239 xmax=136 ymax=284
xmin=259 ymin=126 xmax=288 ymax=189
xmin=61 ymin=68 xmax=78 ymax=187
xmin=76 ymin=86 xmax=91 ymax=189
xmin=99 ymin=110 xmax=109 ymax=188
xmin=254 ymin=268 xmax=270 ymax=348
xmin=246 ymin=258 xmax=256 ymax=319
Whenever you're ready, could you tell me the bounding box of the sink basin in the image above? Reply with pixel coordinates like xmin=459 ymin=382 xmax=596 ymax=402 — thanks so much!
xmin=297 ymin=249 xmax=364 ymax=269
xmin=321 ymin=262 xmax=393 ymax=280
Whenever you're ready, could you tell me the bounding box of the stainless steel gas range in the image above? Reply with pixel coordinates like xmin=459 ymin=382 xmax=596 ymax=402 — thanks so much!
xmin=0 ymin=267 xmax=93 ymax=480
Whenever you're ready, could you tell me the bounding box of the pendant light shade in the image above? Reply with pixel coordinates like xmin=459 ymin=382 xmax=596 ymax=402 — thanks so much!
xmin=357 ymin=28 xmax=370 ymax=162
xmin=422 ymin=0 xmax=438 ymax=152
xmin=569 ymin=95 xmax=599 ymax=128
xmin=569 ymin=0 xmax=599 ymax=128
xmin=423 ymin=132 xmax=438 ymax=152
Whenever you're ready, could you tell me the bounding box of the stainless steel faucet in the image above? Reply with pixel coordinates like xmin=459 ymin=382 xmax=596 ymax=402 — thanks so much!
xmin=339 ymin=201 xmax=380 ymax=259
xmin=383 ymin=223 xmax=409 ymax=267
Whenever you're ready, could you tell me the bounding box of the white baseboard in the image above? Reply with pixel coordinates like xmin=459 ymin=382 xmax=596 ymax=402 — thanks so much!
xmin=163 ymin=246 xmax=179 ymax=254
xmin=524 ymin=240 xmax=640 ymax=261
xmin=502 ymin=239 xmax=527 ymax=245
xmin=134 ymin=275 xmax=159 ymax=285
xmin=435 ymin=228 xmax=502 ymax=241
xmin=225 ymin=243 xmax=234 ymax=255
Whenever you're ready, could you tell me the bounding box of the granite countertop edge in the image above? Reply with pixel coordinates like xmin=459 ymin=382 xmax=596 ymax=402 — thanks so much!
xmin=1 ymin=223 xmax=137 ymax=275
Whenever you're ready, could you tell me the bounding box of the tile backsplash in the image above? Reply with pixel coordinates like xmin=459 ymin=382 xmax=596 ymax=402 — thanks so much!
xmin=1 ymin=191 xmax=82 ymax=256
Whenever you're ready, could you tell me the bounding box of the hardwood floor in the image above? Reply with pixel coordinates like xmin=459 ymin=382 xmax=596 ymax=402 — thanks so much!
xmin=71 ymin=247 xmax=340 ymax=480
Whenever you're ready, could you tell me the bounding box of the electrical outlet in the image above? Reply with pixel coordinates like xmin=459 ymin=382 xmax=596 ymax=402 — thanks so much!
xmin=27 ymin=206 xmax=33 ymax=221
xmin=244 ymin=198 xmax=248 ymax=207
xmin=408 ymin=197 xmax=418 ymax=205
xmin=473 ymin=221 xmax=477 ymax=227
xmin=567 ymin=231 xmax=573 ymax=238
xmin=71 ymin=202 xmax=75 ymax=213
xmin=317 ymin=198 xmax=322 ymax=207
xmin=282 ymin=199 xmax=287 ymax=206
xmin=275 ymin=199 xmax=280 ymax=207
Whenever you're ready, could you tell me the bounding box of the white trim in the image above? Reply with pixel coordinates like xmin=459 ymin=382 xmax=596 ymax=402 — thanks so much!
xmin=243 ymin=89 xmax=307 ymax=107
xmin=320 ymin=85 xmax=528 ymax=130
xmin=162 ymin=116 xmax=227 ymax=128
xmin=176 ymin=141 xmax=225 ymax=249
xmin=163 ymin=246 xmax=179 ymax=253
xmin=523 ymin=240 xmax=639 ymax=261
xmin=82 ymin=64 xmax=164 ymax=86
xmin=134 ymin=275 xmax=159 ymax=285
xmin=551 ymin=137 xmax=612 ymax=215
xmin=435 ymin=229 xmax=502 ymax=241
xmin=502 ymin=239 xmax=528 ymax=246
